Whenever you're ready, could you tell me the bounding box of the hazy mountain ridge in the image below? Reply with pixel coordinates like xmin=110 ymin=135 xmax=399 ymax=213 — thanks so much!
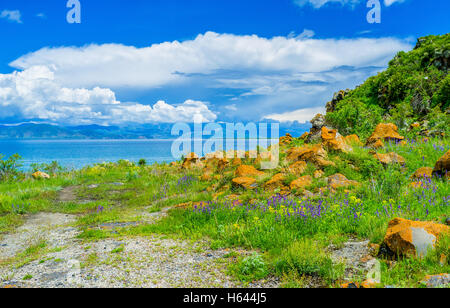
xmin=0 ymin=122 xmax=311 ymax=140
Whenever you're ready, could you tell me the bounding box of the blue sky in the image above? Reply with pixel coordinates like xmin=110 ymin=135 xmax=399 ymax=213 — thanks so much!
xmin=0 ymin=0 xmax=448 ymax=126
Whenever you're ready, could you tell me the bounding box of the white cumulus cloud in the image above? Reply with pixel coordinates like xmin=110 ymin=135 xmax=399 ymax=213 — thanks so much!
xmin=4 ymin=31 xmax=413 ymax=124
xmin=10 ymin=32 xmax=411 ymax=89
xmin=0 ymin=66 xmax=216 ymax=125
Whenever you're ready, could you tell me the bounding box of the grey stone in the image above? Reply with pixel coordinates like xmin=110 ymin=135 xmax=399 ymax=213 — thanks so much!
xmin=421 ymin=274 xmax=450 ymax=288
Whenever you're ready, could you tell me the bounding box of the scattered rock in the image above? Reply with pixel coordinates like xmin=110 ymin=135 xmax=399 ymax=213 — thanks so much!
xmin=32 ymin=171 xmax=50 ymax=180
xmin=230 ymin=158 xmax=242 ymax=166
xmin=234 ymin=165 xmax=264 ymax=178
xmin=366 ymin=123 xmax=404 ymax=148
xmin=383 ymin=217 xmax=449 ymax=258
xmin=299 ymin=132 xmax=309 ymax=140
xmin=373 ymin=152 xmax=406 ymax=165
xmin=279 ymin=133 xmax=293 ymax=146
xmin=313 ymin=170 xmax=324 ymax=179
xmin=432 ymin=150 xmax=450 ymax=179
xmin=290 ymin=175 xmax=312 ymax=191
xmin=232 ymin=177 xmax=257 ymax=190
xmin=321 ymin=127 xmax=352 ymax=153
xmin=287 ymin=144 xmax=335 ymax=168
xmin=421 ymin=274 xmax=450 ymax=288
xmin=264 ymin=173 xmax=286 ymax=191
xmin=410 ymin=167 xmax=433 ymax=180
xmin=181 ymin=153 xmax=202 ymax=169
xmin=344 ymin=134 xmax=362 ymax=146
xmin=288 ymin=161 xmax=308 ymax=177
xmin=326 ymin=89 xmax=349 ymax=113
xmin=306 ymin=114 xmax=326 ymax=143
xmin=328 ymin=173 xmax=359 ymax=189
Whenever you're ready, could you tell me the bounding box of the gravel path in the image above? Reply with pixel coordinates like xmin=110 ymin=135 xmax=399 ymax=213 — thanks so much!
xmin=0 ymin=211 xmax=279 ymax=288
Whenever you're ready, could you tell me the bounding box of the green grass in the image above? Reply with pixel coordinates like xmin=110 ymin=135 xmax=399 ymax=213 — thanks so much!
xmin=0 ymin=135 xmax=448 ymax=288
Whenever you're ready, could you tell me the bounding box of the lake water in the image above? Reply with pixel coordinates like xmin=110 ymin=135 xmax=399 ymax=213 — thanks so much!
xmin=0 ymin=139 xmax=279 ymax=170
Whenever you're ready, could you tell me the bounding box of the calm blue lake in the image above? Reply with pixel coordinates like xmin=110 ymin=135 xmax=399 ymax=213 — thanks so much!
xmin=0 ymin=139 xmax=278 ymax=170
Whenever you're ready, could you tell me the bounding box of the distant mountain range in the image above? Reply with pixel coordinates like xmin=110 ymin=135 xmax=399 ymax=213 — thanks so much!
xmin=0 ymin=122 xmax=311 ymax=140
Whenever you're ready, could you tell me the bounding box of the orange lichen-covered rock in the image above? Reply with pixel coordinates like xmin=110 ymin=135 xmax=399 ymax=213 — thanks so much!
xmin=383 ymin=217 xmax=449 ymax=257
xmin=371 ymin=139 xmax=385 ymax=149
xmin=313 ymin=170 xmax=324 ymax=179
xmin=344 ymin=134 xmax=363 ymax=146
xmin=232 ymin=177 xmax=257 ymax=189
xmin=373 ymin=152 xmax=406 ymax=165
xmin=279 ymin=133 xmax=294 ymax=146
xmin=230 ymin=157 xmax=242 ymax=166
xmin=321 ymin=127 xmax=337 ymax=140
xmin=432 ymin=150 xmax=450 ymax=179
xmin=234 ymin=165 xmax=264 ymax=177
xmin=216 ymin=158 xmax=229 ymax=172
xmin=290 ymin=175 xmax=312 ymax=191
xmin=288 ymin=161 xmax=308 ymax=177
xmin=32 ymin=171 xmax=50 ymax=179
xmin=299 ymin=132 xmax=309 ymax=140
xmin=327 ymin=173 xmax=359 ymax=189
xmin=181 ymin=152 xmax=203 ymax=169
xmin=321 ymin=127 xmax=352 ymax=153
xmin=286 ymin=144 xmax=335 ymax=168
xmin=264 ymin=173 xmax=286 ymax=190
xmin=410 ymin=167 xmax=433 ymax=180
xmin=201 ymin=169 xmax=213 ymax=181
xmin=366 ymin=123 xmax=404 ymax=147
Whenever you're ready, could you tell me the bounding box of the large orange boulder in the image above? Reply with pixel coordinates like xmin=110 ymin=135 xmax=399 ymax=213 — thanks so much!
xmin=234 ymin=165 xmax=264 ymax=177
xmin=290 ymin=175 xmax=312 ymax=191
xmin=264 ymin=173 xmax=286 ymax=190
xmin=232 ymin=177 xmax=257 ymax=190
xmin=373 ymin=152 xmax=406 ymax=165
xmin=410 ymin=167 xmax=433 ymax=180
xmin=432 ymin=150 xmax=450 ymax=179
xmin=366 ymin=123 xmax=404 ymax=148
xmin=288 ymin=161 xmax=308 ymax=177
xmin=383 ymin=217 xmax=449 ymax=257
xmin=327 ymin=173 xmax=359 ymax=189
xmin=321 ymin=127 xmax=352 ymax=153
xmin=286 ymin=144 xmax=335 ymax=168
xmin=32 ymin=171 xmax=50 ymax=179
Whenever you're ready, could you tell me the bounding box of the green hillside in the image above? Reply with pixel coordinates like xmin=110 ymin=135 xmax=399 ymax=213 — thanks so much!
xmin=326 ymin=34 xmax=450 ymax=139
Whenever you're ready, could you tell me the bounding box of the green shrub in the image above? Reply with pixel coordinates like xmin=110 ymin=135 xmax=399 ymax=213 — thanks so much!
xmin=231 ymin=253 xmax=269 ymax=282
xmin=0 ymin=154 xmax=23 ymax=182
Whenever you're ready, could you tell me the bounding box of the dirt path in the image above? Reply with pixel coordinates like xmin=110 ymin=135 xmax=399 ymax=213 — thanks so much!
xmin=0 ymin=210 xmax=279 ymax=288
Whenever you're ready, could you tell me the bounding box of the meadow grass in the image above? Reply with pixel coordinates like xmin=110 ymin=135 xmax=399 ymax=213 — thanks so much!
xmin=0 ymin=137 xmax=448 ymax=287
